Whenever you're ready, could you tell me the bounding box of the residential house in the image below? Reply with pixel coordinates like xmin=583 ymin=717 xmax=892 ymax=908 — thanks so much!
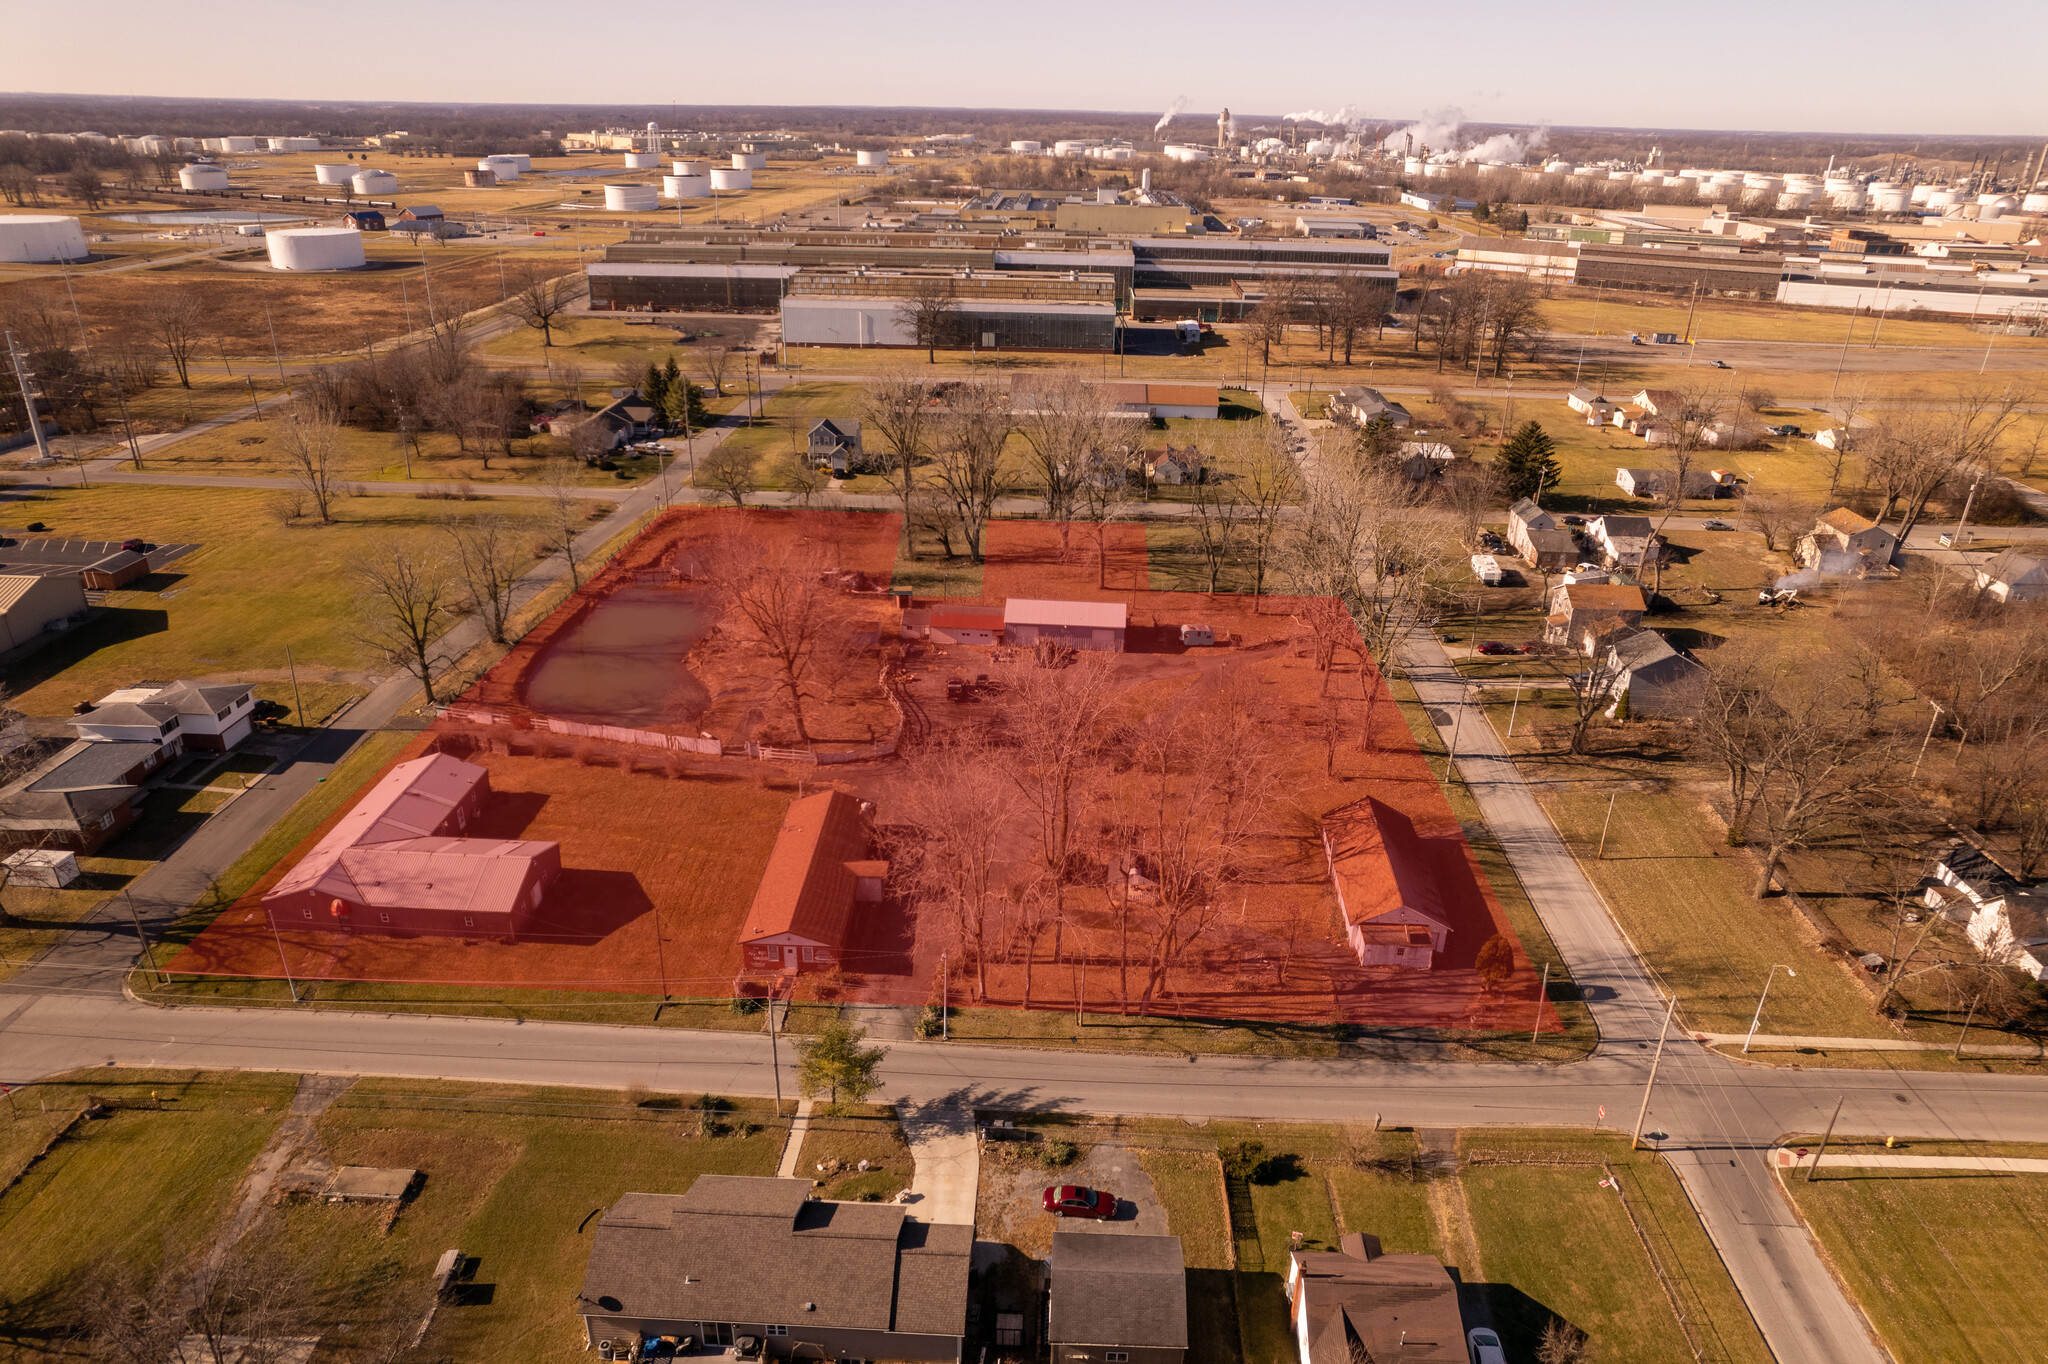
xmin=1927 ymin=843 xmax=2048 ymax=981
xmin=1004 ymin=599 xmax=1127 ymax=652
xmin=739 ymin=790 xmax=887 ymax=974
xmin=1814 ymin=427 xmax=1852 ymax=452
xmin=1285 ymin=1234 xmax=1466 ymax=1364
xmin=1319 ymin=797 xmax=1452 ymax=970
xmin=71 ymin=680 xmax=257 ymax=753
xmin=1566 ymin=386 xmax=1617 ymax=423
xmin=1630 ymin=388 xmax=1683 ymax=417
xmin=1587 ymin=515 xmax=1660 ymax=568
xmin=580 ymin=392 xmax=660 ymax=451
xmin=261 ymin=753 xmax=561 ymax=938
xmin=1505 ymin=498 xmax=1578 ymax=571
xmin=341 ymin=210 xmax=386 ymax=231
xmin=0 ymin=737 xmax=173 ymax=853
xmin=1606 ymin=629 xmax=1705 ymax=718
xmin=1797 ymin=507 xmax=1897 ymax=572
xmin=1145 ymin=445 xmax=1207 ymax=486
xmin=1328 ymin=386 xmax=1412 ymax=429
xmin=1974 ymin=549 xmax=2048 ymax=602
xmin=807 ymin=419 xmax=864 ymax=474
xmin=577 ymin=1176 xmax=972 ymax=1362
xmin=1546 ymin=581 xmax=1648 ymax=646
xmin=1615 ymin=468 xmax=1723 ymax=500
xmin=0 ymin=572 xmax=87 ymax=650
xmin=1048 ymin=1232 xmax=1188 ymax=1364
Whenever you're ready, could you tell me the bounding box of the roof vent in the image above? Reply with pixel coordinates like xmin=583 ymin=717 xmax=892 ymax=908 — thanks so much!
xmin=804 ymin=1302 xmax=816 ymax=1312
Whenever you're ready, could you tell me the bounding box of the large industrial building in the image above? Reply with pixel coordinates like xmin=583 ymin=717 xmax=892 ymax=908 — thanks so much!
xmin=782 ymin=268 xmax=1120 ymax=352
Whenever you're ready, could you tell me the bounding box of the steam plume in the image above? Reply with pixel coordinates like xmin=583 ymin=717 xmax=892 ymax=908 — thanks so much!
xmin=1154 ymin=96 xmax=1190 ymax=137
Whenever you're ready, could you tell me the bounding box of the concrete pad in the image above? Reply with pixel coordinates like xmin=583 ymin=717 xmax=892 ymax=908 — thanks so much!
xmin=777 ymin=1099 xmax=815 ymax=1179
xmin=898 ymin=1100 xmax=978 ymax=1225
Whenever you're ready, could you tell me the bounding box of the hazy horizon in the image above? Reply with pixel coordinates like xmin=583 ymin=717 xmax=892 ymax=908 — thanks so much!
xmin=1 ymin=0 xmax=2041 ymax=139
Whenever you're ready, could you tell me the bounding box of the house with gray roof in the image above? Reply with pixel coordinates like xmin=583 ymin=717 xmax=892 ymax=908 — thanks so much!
xmin=0 ymin=737 xmax=172 ymax=853
xmin=1048 ymin=1231 xmax=1188 ymax=1364
xmin=577 ymin=1175 xmax=971 ymax=1362
xmin=1974 ymin=548 xmax=2048 ymax=603
xmin=1285 ymin=1233 xmax=1465 ymax=1364
xmin=71 ymin=680 xmax=256 ymax=752
xmin=1605 ymin=628 xmax=1705 ymax=718
xmin=808 ymin=419 xmax=865 ymax=474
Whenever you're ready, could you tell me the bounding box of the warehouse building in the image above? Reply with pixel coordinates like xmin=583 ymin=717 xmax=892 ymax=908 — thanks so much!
xmin=781 ymin=269 xmax=1118 ymax=352
xmin=1002 ymin=598 xmax=1127 ymax=651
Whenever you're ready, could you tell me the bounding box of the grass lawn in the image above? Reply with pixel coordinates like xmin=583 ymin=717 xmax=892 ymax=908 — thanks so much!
xmin=1458 ymin=1130 xmax=1773 ymax=1364
xmin=140 ymin=413 xmax=655 ymax=488
xmin=0 ymin=1069 xmax=296 ymax=1363
xmin=0 ymin=483 xmax=596 ymax=717
xmin=1784 ymin=1148 xmax=2048 ymax=1364
xmin=1324 ymin=1130 xmax=1438 ymax=1255
xmin=1534 ymin=292 xmax=2048 ymax=352
xmin=795 ymin=1102 xmax=911 ymax=1200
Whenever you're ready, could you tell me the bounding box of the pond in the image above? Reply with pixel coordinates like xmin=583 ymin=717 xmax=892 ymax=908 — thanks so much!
xmin=109 ymin=210 xmax=307 ymax=225
xmin=520 ymin=583 xmax=715 ymax=726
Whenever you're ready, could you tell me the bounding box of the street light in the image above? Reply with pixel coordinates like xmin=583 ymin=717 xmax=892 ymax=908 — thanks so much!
xmin=1743 ymin=965 xmax=1796 ymax=1053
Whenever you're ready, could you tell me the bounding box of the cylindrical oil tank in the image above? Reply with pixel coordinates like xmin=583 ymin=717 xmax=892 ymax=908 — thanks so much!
xmin=1573 ymin=165 xmax=1603 ymax=177
xmin=1543 ymin=160 xmax=1574 ymax=175
xmin=623 ymin=152 xmax=660 ymax=169
xmin=673 ymin=160 xmax=708 ymax=176
xmin=1403 ymin=156 xmax=1425 ymax=175
xmin=1422 ymin=162 xmax=1451 ymax=178
xmin=1636 ymin=171 xmax=1667 ymax=186
xmin=266 ymin=226 xmax=366 ymax=271
xmin=179 ymin=164 xmax=229 ymax=190
xmin=1925 ymin=189 xmax=1959 ymax=209
xmin=856 ymin=149 xmax=887 ymax=167
xmin=732 ymin=152 xmax=767 ymax=170
xmin=1832 ymin=187 xmax=1868 ymax=211
xmin=1777 ymin=190 xmax=1815 ymax=211
xmin=352 ymin=169 xmax=397 ymax=195
xmin=1910 ymin=183 xmax=1935 ymax=204
xmin=2023 ymin=193 xmax=2048 ymax=214
xmin=0 ymin=215 xmax=88 ymax=263
xmin=219 ymin=136 xmax=257 ymax=153
xmin=663 ymin=174 xmax=710 ymax=199
xmin=1009 ymin=140 xmax=1042 ymax=154
xmin=464 ymin=168 xmax=498 ymax=188
xmin=603 ymin=184 xmax=659 ymax=211
xmin=313 ymin=163 xmax=355 ymax=185
xmin=1869 ymin=185 xmax=1910 ymax=212
xmin=709 ymin=168 xmax=752 ymax=191
xmin=481 ymin=155 xmax=521 ymax=181
xmin=1743 ymin=174 xmax=1783 ymax=194
xmin=1608 ymin=169 xmax=1633 ymax=180
xmin=1980 ymin=195 xmax=2017 ymax=220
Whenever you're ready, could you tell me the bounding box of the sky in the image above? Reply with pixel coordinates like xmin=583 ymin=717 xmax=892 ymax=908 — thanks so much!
xmin=1 ymin=0 xmax=2042 ymax=138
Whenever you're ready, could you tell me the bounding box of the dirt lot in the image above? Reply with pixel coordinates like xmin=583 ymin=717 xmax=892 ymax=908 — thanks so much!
xmin=169 ymin=509 xmax=1555 ymax=1034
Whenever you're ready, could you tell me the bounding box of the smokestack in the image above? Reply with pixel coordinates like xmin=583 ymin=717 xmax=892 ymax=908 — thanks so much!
xmin=1141 ymin=168 xmax=1151 ymax=192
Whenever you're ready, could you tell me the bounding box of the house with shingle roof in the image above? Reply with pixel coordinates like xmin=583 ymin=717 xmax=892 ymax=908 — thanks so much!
xmin=1319 ymin=797 xmax=1451 ymax=970
xmin=1546 ymin=580 xmax=1648 ymax=646
xmin=1605 ymin=628 xmax=1705 ymax=718
xmin=739 ymin=790 xmax=887 ymax=974
xmin=576 ymin=1175 xmax=972 ymax=1361
xmin=1798 ymin=507 xmax=1897 ymax=572
xmin=1285 ymin=1233 xmax=1466 ymax=1364
xmin=1975 ymin=548 xmax=2048 ymax=603
xmin=71 ymin=679 xmax=257 ymax=752
xmin=1049 ymin=1232 xmax=1188 ymax=1364
xmin=261 ymin=753 xmax=560 ymax=938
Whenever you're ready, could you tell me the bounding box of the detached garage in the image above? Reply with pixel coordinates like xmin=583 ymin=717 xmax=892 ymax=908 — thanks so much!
xmin=1002 ymin=599 xmax=1127 ymax=652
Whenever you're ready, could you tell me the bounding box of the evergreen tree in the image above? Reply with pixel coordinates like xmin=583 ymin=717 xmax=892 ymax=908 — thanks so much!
xmin=1497 ymin=420 xmax=1562 ymax=502
xmin=641 ymin=360 xmax=670 ymax=414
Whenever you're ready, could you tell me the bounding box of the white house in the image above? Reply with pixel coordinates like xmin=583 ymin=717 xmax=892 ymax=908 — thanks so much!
xmin=1975 ymin=549 xmax=2048 ymax=603
xmin=1928 ymin=843 xmax=2048 ymax=981
xmin=70 ymin=680 xmax=257 ymax=753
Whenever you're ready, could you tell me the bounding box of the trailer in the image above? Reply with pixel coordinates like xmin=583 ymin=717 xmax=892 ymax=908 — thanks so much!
xmin=1470 ymin=554 xmax=1504 ymax=586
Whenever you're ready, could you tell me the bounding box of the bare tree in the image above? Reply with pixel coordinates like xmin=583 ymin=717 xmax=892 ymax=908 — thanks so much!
xmin=927 ymin=380 xmax=1012 ymax=564
xmin=274 ymin=403 xmax=344 ymax=524
xmin=1863 ymin=385 xmax=2027 ymax=545
xmin=1739 ymin=488 xmax=1812 ymax=554
xmin=1244 ymin=286 xmax=1296 ymax=368
xmin=895 ymin=276 xmax=960 ymax=362
xmin=1554 ymin=647 xmax=1631 ymax=756
xmin=1073 ymin=443 xmax=1135 ymax=589
xmin=901 ymin=735 xmax=1016 ymax=1001
xmin=141 ymin=287 xmax=211 ymax=389
xmin=355 ymin=537 xmax=458 ymax=703
xmin=66 ymin=166 xmax=106 ymax=210
xmin=696 ymin=441 xmax=758 ymax=508
xmin=1649 ymin=384 xmax=1722 ymax=593
xmin=1240 ymin=424 xmax=1299 ymax=603
xmin=861 ymin=374 xmax=937 ymax=548
xmin=507 ymin=268 xmax=578 ymax=348
xmin=446 ymin=516 xmax=523 ymax=644
xmin=714 ymin=541 xmax=849 ymax=743
xmin=1184 ymin=473 xmax=1247 ymax=593
xmin=698 ymin=345 xmax=735 ymax=400
xmin=777 ymin=448 xmax=828 ymax=506
xmin=540 ymin=455 xmax=587 ymax=589
xmin=1014 ymin=372 xmax=1117 ymax=550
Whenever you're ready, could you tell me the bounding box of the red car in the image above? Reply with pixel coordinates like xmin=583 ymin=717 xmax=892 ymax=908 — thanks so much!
xmin=1475 ymin=641 xmax=1515 ymax=656
xmin=1043 ymin=1185 xmax=1117 ymax=1219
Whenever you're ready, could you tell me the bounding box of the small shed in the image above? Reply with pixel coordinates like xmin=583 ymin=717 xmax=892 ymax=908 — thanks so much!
xmin=4 ymin=847 xmax=80 ymax=888
xmin=928 ymin=604 xmax=1005 ymax=646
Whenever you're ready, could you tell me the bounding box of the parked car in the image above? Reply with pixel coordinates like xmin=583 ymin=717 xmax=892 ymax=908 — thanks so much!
xmin=1708 ymin=358 xmax=1731 ymax=369
xmin=1767 ymin=424 xmax=1802 ymax=437
xmin=1476 ymin=641 xmax=1516 ymax=655
xmin=1467 ymin=1327 xmax=1507 ymax=1364
xmin=1043 ymin=1186 xmax=1117 ymax=1219
xmin=1562 ymin=515 xmax=1585 ymax=526
xmin=1702 ymin=519 xmax=1733 ymax=531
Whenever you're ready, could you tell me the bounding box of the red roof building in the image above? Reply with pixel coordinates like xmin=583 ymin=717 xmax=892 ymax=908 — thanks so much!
xmin=740 ymin=790 xmax=887 ymax=974
xmin=262 ymin=754 xmax=560 ymax=938
xmin=1319 ymin=797 xmax=1451 ymax=970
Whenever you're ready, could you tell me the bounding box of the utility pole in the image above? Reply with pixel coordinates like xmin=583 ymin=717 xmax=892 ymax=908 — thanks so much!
xmin=262 ymin=895 xmax=300 ymax=1002
xmin=285 ymin=643 xmax=306 ymax=726
xmin=123 ymin=891 xmax=162 ymax=988
xmin=1680 ymin=280 xmax=1701 ymax=345
xmin=1949 ymin=471 xmax=1984 ymax=555
xmin=1630 ymin=994 xmax=1677 ymax=1150
xmin=4 ymin=331 xmax=52 ymax=464
xmin=1507 ymin=676 xmax=1524 ymax=739
xmin=1530 ymin=962 xmax=1550 ymax=1043
xmin=1597 ymin=790 xmax=1618 ymax=858
xmin=114 ymin=383 xmax=143 ymax=469
xmin=1829 ymin=311 xmax=1856 ymax=406
xmin=941 ymin=951 xmax=949 ymax=1042
xmin=1807 ymin=1096 xmax=1844 ymax=1181
xmin=651 ymin=904 xmax=670 ymax=1002
xmin=1744 ymin=964 xmax=1795 ymax=1053
xmin=1952 ymin=993 xmax=1981 ymax=1059
xmin=265 ymin=304 xmax=288 ymax=388
xmin=766 ymin=980 xmax=785 ymax=1116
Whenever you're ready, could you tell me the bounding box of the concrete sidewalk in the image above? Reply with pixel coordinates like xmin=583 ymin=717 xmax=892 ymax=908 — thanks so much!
xmin=776 ymin=1099 xmax=815 ymax=1179
xmin=1775 ymin=1147 xmax=2048 ymax=1174
xmin=1701 ymin=1032 xmax=2043 ymax=1059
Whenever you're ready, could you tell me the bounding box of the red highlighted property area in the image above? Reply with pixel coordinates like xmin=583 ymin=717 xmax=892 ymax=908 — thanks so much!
xmin=170 ymin=508 xmax=1559 ymax=1033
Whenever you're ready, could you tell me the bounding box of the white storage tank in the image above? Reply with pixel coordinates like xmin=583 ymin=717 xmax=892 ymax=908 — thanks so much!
xmin=481 ymin=155 xmax=522 ymax=181
xmin=1777 ymin=190 xmax=1815 ymax=211
xmin=266 ymin=226 xmax=366 ymax=271
xmin=218 ymin=136 xmax=257 ymax=153
xmin=1543 ymin=159 xmax=1574 ymax=175
xmin=1636 ymin=171 xmax=1667 ymax=186
xmin=1980 ymin=194 xmax=2017 ymax=220
xmin=0 ymin=215 xmax=88 ymax=263
xmin=1009 ymin=140 xmax=1043 ymax=154
xmin=1925 ymin=189 xmax=1959 ymax=209
xmin=663 ymin=174 xmax=710 ymax=199
xmin=1162 ymin=145 xmax=1209 ymax=162
xmin=603 ymin=183 xmax=659 ymax=211
xmin=352 ymin=168 xmax=397 ymax=195
xmin=709 ymin=168 xmax=752 ymax=191
xmin=507 ymin=153 xmax=532 ymax=172
xmin=1869 ymin=184 xmax=1910 ymax=212
xmin=856 ymin=149 xmax=887 ymax=167
xmin=179 ymin=163 xmax=230 ymax=190
xmin=623 ymin=152 xmax=660 ymax=169
xmin=1831 ymin=186 xmax=1868 ymax=211
xmin=673 ymin=160 xmax=708 ymax=176
xmin=2023 ymin=193 xmax=2048 ymax=214
xmin=1608 ymin=169 xmax=1633 ymax=181
xmin=1403 ymin=156 xmax=1426 ymax=175
xmin=1422 ymin=162 xmax=1452 ymax=178
xmin=314 ymin=163 xmax=355 ymax=185
xmin=731 ymin=151 xmax=767 ymax=170
xmin=268 ymin=136 xmax=320 ymax=151
xmin=1743 ymin=174 xmax=1783 ymax=194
